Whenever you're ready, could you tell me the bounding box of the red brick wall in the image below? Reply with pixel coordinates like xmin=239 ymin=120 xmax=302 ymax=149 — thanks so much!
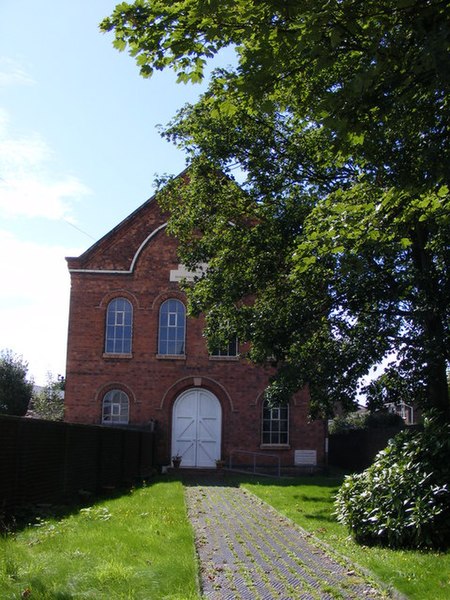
xmin=65 ymin=199 xmax=326 ymax=467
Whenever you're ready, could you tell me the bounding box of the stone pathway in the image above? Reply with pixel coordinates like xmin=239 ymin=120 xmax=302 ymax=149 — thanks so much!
xmin=185 ymin=483 xmax=392 ymax=600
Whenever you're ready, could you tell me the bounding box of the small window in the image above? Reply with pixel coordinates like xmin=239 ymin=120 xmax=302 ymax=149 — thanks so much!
xmin=102 ymin=389 xmax=129 ymax=425
xmin=262 ymin=400 xmax=289 ymax=445
xmin=211 ymin=337 xmax=238 ymax=357
xmin=105 ymin=298 xmax=132 ymax=354
xmin=158 ymin=299 xmax=186 ymax=355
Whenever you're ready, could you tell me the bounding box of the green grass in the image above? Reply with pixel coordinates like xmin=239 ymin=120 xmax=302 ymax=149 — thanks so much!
xmin=0 ymin=482 xmax=198 ymax=599
xmin=2 ymin=474 xmax=449 ymax=599
xmin=240 ymin=474 xmax=450 ymax=600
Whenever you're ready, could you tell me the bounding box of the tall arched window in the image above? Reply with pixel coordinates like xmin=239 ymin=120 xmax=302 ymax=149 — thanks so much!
xmin=158 ymin=299 xmax=186 ymax=355
xmin=262 ymin=400 xmax=289 ymax=445
xmin=102 ymin=389 xmax=129 ymax=425
xmin=105 ymin=298 xmax=132 ymax=354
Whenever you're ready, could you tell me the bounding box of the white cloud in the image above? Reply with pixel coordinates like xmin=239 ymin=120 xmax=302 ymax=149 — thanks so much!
xmin=0 ymin=174 xmax=90 ymax=220
xmin=0 ymin=67 xmax=92 ymax=382
xmin=0 ymin=58 xmax=35 ymax=87
xmin=0 ymin=108 xmax=91 ymax=220
xmin=0 ymin=230 xmax=82 ymax=384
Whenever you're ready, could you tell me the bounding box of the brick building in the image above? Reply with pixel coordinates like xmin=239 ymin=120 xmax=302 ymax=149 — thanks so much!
xmin=64 ymin=185 xmax=326 ymax=469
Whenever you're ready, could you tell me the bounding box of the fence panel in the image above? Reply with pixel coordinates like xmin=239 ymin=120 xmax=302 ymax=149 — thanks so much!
xmin=122 ymin=431 xmax=141 ymax=484
xmin=16 ymin=419 xmax=66 ymax=505
xmin=139 ymin=432 xmax=155 ymax=479
xmin=0 ymin=418 xmax=18 ymax=505
xmin=64 ymin=424 xmax=100 ymax=498
xmin=99 ymin=427 xmax=124 ymax=489
xmin=328 ymin=426 xmax=402 ymax=471
xmin=0 ymin=415 xmax=155 ymax=511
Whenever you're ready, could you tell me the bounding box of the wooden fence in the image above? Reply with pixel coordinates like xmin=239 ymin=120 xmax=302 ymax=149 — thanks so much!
xmin=328 ymin=426 xmax=403 ymax=472
xmin=0 ymin=415 xmax=155 ymax=511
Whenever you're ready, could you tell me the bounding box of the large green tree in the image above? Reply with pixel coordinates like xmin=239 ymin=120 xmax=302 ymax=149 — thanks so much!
xmin=101 ymin=0 xmax=450 ymax=418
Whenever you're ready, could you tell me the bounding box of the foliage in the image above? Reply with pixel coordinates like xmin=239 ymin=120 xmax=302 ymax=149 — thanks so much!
xmin=0 ymin=349 xmax=34 ymax=416
xmin=101 ymin=1 xmax=450 ymax=418
xmin=335 ymin=413 xmax=450 ymax=549
xmin=328 ymin=410 xmax=403 ymax=434
xmin=31 ymin=373 xmax=65 ymax=421
xmin=364 ymin=410 xmax=405 ymax=430
xmin=364 ymin=366 xmax=425 ymax=412
xmin=328 ymin=411 xmax=368 ymax=434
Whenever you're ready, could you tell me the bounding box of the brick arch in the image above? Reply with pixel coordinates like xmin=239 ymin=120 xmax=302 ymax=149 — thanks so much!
xmin=252 ymin=388 xmax=269 ymax=408
xmin=253 ymin=388 xmax=302 ymax=408
xmin=159 ymin=376 xmax=235 ymax=412
xmin=129 ymin=222 xmax=168 ymax=273
xmin=98 ymin=290 xmax=140 ymax=309
xmin=151 ymin=290 xmax=186 ymax=311
xmin=93 ymin=382 xmax=136 ymax=424
xmin=94 ymin=382 xmax=137 ymax=404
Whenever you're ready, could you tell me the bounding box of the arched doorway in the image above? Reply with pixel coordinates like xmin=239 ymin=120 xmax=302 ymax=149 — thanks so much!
xmin=172 ymin=388 xmax=222 ymax=468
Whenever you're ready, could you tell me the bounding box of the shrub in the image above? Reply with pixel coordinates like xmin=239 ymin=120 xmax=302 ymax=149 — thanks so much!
xmin=328 ymin=410 xmax=403 ymax=434
xmin=364 ymin=411 xmax=405 ymax=429
xmin=0 ymin=349 xmax=34 ymax=416
xmin=335 ymin=413 xmax=450 ymax=549
xmin=328 ymin=411 xmax=368 ymax=434
xmin=30 ymin=374 xmax=65 ymax=421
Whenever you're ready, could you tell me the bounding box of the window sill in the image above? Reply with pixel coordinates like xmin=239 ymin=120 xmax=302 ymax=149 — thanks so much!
xmin=209 ymin=356 xmax=239 ymax=361
xmin=260 ymin=444 xmax=291 ymax=450
xmin=156 ymin=354 xmax=186 ymax=360
xmin=102 ymin=353 xmax=133 ymax=359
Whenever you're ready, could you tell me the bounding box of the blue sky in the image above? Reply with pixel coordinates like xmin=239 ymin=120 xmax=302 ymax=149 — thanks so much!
xmin=0 ymin=0 xmax=230 ymax=384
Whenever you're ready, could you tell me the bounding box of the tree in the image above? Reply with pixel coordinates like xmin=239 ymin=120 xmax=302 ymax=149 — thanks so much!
xmin=101 ymin=0 xmax=450 ymax=419
xmin=364 ymin=366 xmax=424 ymax=413
xmin=0 ymin=349 xmax=34 ymax=416
xmin=31 ymin=373 xmax=65 ymax=421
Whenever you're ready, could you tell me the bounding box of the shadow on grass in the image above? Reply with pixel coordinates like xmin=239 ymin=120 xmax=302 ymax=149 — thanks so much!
xmin=302 ymin=513 xmax=337 ymax=523
xmin=1 ymin=477 xmax=162 ymax=536
xmin=2 ymin=469 xmax=346 ymax=535
xmin=165 ymin=468 xmax=346 ymax=490
xmin=292 ymin=493 xmax=338 ymax=503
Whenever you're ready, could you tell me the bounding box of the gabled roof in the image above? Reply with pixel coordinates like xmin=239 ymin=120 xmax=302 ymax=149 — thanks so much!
xmin=66 ymin=169 xmax=188 ymax=273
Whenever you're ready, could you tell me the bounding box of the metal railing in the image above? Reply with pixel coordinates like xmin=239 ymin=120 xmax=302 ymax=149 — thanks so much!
xmin=228 ymin=449 xmax=281 ymax=477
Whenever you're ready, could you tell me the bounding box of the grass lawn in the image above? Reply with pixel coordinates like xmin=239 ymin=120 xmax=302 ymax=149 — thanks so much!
xmin=2 ymin=474 xmax=448 ymax=599
xmin=0 ymin=481 xmax=198 ymax=599
xmin=241 ymin=474 xmax=450 ymax=600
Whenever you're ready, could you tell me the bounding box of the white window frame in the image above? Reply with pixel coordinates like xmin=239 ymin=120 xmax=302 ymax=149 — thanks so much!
xmin=105 ymin=298 xmax=133 ymax=354
xmin=262 ymin=401 xmax=289 ymax=446
xmin=102 ymin=389 xmax=129 ymax=425
xmin=158 ymin=299 xmax=186 ymax=355
xmin=211 ymin=336 xmax=238 ymax=358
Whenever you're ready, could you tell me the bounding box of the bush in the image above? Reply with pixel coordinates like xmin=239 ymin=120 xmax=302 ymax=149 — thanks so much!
xmin=30 ymin=373 xmax=65 ymax=421
xmin=364 ymin=411 xmax=405 ymax=429
xmin=328 ymin=410 xmax=404 ymax=434
xmin=335 ymin=413 xmax=450 ymax=549
xmin=0 ymin=349 xmax=34 ymax=416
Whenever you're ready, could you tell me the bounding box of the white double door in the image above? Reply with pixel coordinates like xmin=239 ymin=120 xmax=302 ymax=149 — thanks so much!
xmin=172 ymin=388 xmax=222 ymax=468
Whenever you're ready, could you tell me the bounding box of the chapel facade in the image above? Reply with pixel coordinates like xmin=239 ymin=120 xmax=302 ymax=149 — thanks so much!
xmin=64 ymin=187 xmax=326 ymax=469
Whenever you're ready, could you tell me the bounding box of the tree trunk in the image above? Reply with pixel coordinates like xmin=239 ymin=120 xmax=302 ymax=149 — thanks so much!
xmin=411 ymin=223 xmax=450 ymax=420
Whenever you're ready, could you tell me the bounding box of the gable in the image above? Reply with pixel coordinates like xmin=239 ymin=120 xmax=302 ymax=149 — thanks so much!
xmin=66 ymin=194 xmax=169 ymax=273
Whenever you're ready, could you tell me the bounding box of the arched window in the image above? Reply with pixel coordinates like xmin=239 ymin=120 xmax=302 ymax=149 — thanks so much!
xmin=102 ymin=389 xmax=129 ymax=425
xmin=105 ymin=298 xmax=132 ymax=354
xmin=262 ymin=400 xmax=289 ymax=445
xmin=158 ymin=299 xmax=186 ymax=355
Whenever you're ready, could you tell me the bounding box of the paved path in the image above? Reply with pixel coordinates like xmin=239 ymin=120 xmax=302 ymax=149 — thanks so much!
xmin=184 ymin=483 xmax=392 ymax=600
